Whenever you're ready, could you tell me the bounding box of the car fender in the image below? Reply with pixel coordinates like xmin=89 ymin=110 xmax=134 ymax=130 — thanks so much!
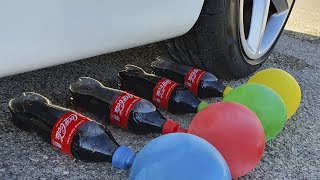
xmin=0 ymin=0 xmax=204 ymax=77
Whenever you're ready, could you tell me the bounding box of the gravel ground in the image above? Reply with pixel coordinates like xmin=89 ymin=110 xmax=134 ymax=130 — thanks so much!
xmin=0 ymin=29 xmax=320 ymax=180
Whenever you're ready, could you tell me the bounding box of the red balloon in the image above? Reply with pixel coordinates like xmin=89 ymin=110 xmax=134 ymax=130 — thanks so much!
xmin=188 ymin=102 xmax=265 ymax=179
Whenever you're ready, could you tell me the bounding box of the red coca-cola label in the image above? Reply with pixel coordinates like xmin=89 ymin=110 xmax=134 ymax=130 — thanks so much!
xmin=110 ymin=93 xmax=141 ymax=129
xmin=152 ymin=78 xmax=179 ymax=109
xmin=51 ymin=112 xmax=90 ymax=156
xmin=184 ymin=68 xmax=206 ymax=95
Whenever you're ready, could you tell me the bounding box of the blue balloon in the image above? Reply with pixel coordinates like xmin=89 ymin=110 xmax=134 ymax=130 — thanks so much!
xmin=130 ymin=133 xmax=231 ymax=180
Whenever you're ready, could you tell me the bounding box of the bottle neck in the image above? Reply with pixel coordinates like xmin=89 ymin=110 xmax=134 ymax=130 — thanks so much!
xmin=112 ymin=146 xmax=136 ymax=170
xmin=201 ymin=79 xmax=227 ymax=97
xmin=162 ymin=119 xmax=188 ymax=134
xmin=127 ymin=107 xmax=167 ymax=134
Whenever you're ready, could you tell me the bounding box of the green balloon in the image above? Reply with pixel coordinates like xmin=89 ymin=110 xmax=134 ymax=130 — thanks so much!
xmin=223 ymin=84 xmax=287 ymax=141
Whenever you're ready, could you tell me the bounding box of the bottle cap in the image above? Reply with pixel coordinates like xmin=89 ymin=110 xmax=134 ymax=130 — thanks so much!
xmin=112 ymin=146 xmax=136 ymax=170
xmin=223 ymin=86 xmax=233 ymax=97
xmin=197 ymin=101 xmax=208 ymax=113
xmin=162 ymin=119 xmax=188 ymax=134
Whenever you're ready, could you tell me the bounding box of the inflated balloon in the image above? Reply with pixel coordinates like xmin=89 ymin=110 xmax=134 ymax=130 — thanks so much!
xmin=248 ymin=68 xmax=301 ymax=119
xmin=223 ymin=84 xmax=287 ymax=141
xmin=130 ymin=133 xmax=231 ymax=180
xmin=188 ymin=102 xmax=265 ymax=179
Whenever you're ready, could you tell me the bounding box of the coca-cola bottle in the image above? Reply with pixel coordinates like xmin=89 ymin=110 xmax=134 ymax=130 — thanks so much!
xmin=69 ymin=77 xmax=187 ymax=135
xmin=151 ymin=57 xmax=226 ymax=98
xmin=118 ymin=65 xmax=208 ymax=114
xmin=8 ymin=92 xmax=135 ymax=170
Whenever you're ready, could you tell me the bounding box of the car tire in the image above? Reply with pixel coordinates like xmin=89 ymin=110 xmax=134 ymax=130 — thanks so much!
xmin=160 ymin=0 xmax=295 ymax=78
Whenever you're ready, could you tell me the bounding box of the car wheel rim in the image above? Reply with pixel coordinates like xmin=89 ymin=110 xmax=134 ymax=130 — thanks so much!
xmin=239 ymin=0 xmax=294 ymax=63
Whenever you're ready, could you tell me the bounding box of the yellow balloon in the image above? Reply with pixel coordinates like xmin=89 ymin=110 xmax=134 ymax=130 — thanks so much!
xmin=248 ymin=68 xmax=301 ymax=119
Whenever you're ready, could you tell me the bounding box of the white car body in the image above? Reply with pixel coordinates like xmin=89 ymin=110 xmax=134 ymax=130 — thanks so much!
xmin=0 ymin=0 xmax=204 ymax=77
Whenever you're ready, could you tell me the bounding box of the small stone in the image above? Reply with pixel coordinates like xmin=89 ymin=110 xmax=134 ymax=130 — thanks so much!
xmin=54 ymin=167 xmax=60 ymax=172
xmin=29 ymin=157 xmax=40 ymax=162
xmin=43 ymin=155 xmax=49 ymax=160
xmin=62 ymin=171 xmax=69 ymax=175
xmin=0 ymin=168 xmax=6 ymax=172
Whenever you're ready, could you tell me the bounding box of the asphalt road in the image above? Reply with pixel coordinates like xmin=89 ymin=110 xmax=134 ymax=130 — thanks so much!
xmin=1 ymin=13 xmax=320 ymax=180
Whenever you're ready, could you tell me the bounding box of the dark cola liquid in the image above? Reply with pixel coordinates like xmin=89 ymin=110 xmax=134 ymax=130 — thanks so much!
xmin=69 ymin=77 xmax=166 ymax=134
xmin=118 ymin=65 xmax=201 ymax=114
xmin=8 ymin=92 xmax=119 ymax=162
xmin=151 ymin=57 xmax=226 ymax=98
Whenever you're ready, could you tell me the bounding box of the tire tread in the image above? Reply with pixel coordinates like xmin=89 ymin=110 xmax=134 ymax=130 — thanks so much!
xmin=163 ymin=0 xmax=233 ymax=78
